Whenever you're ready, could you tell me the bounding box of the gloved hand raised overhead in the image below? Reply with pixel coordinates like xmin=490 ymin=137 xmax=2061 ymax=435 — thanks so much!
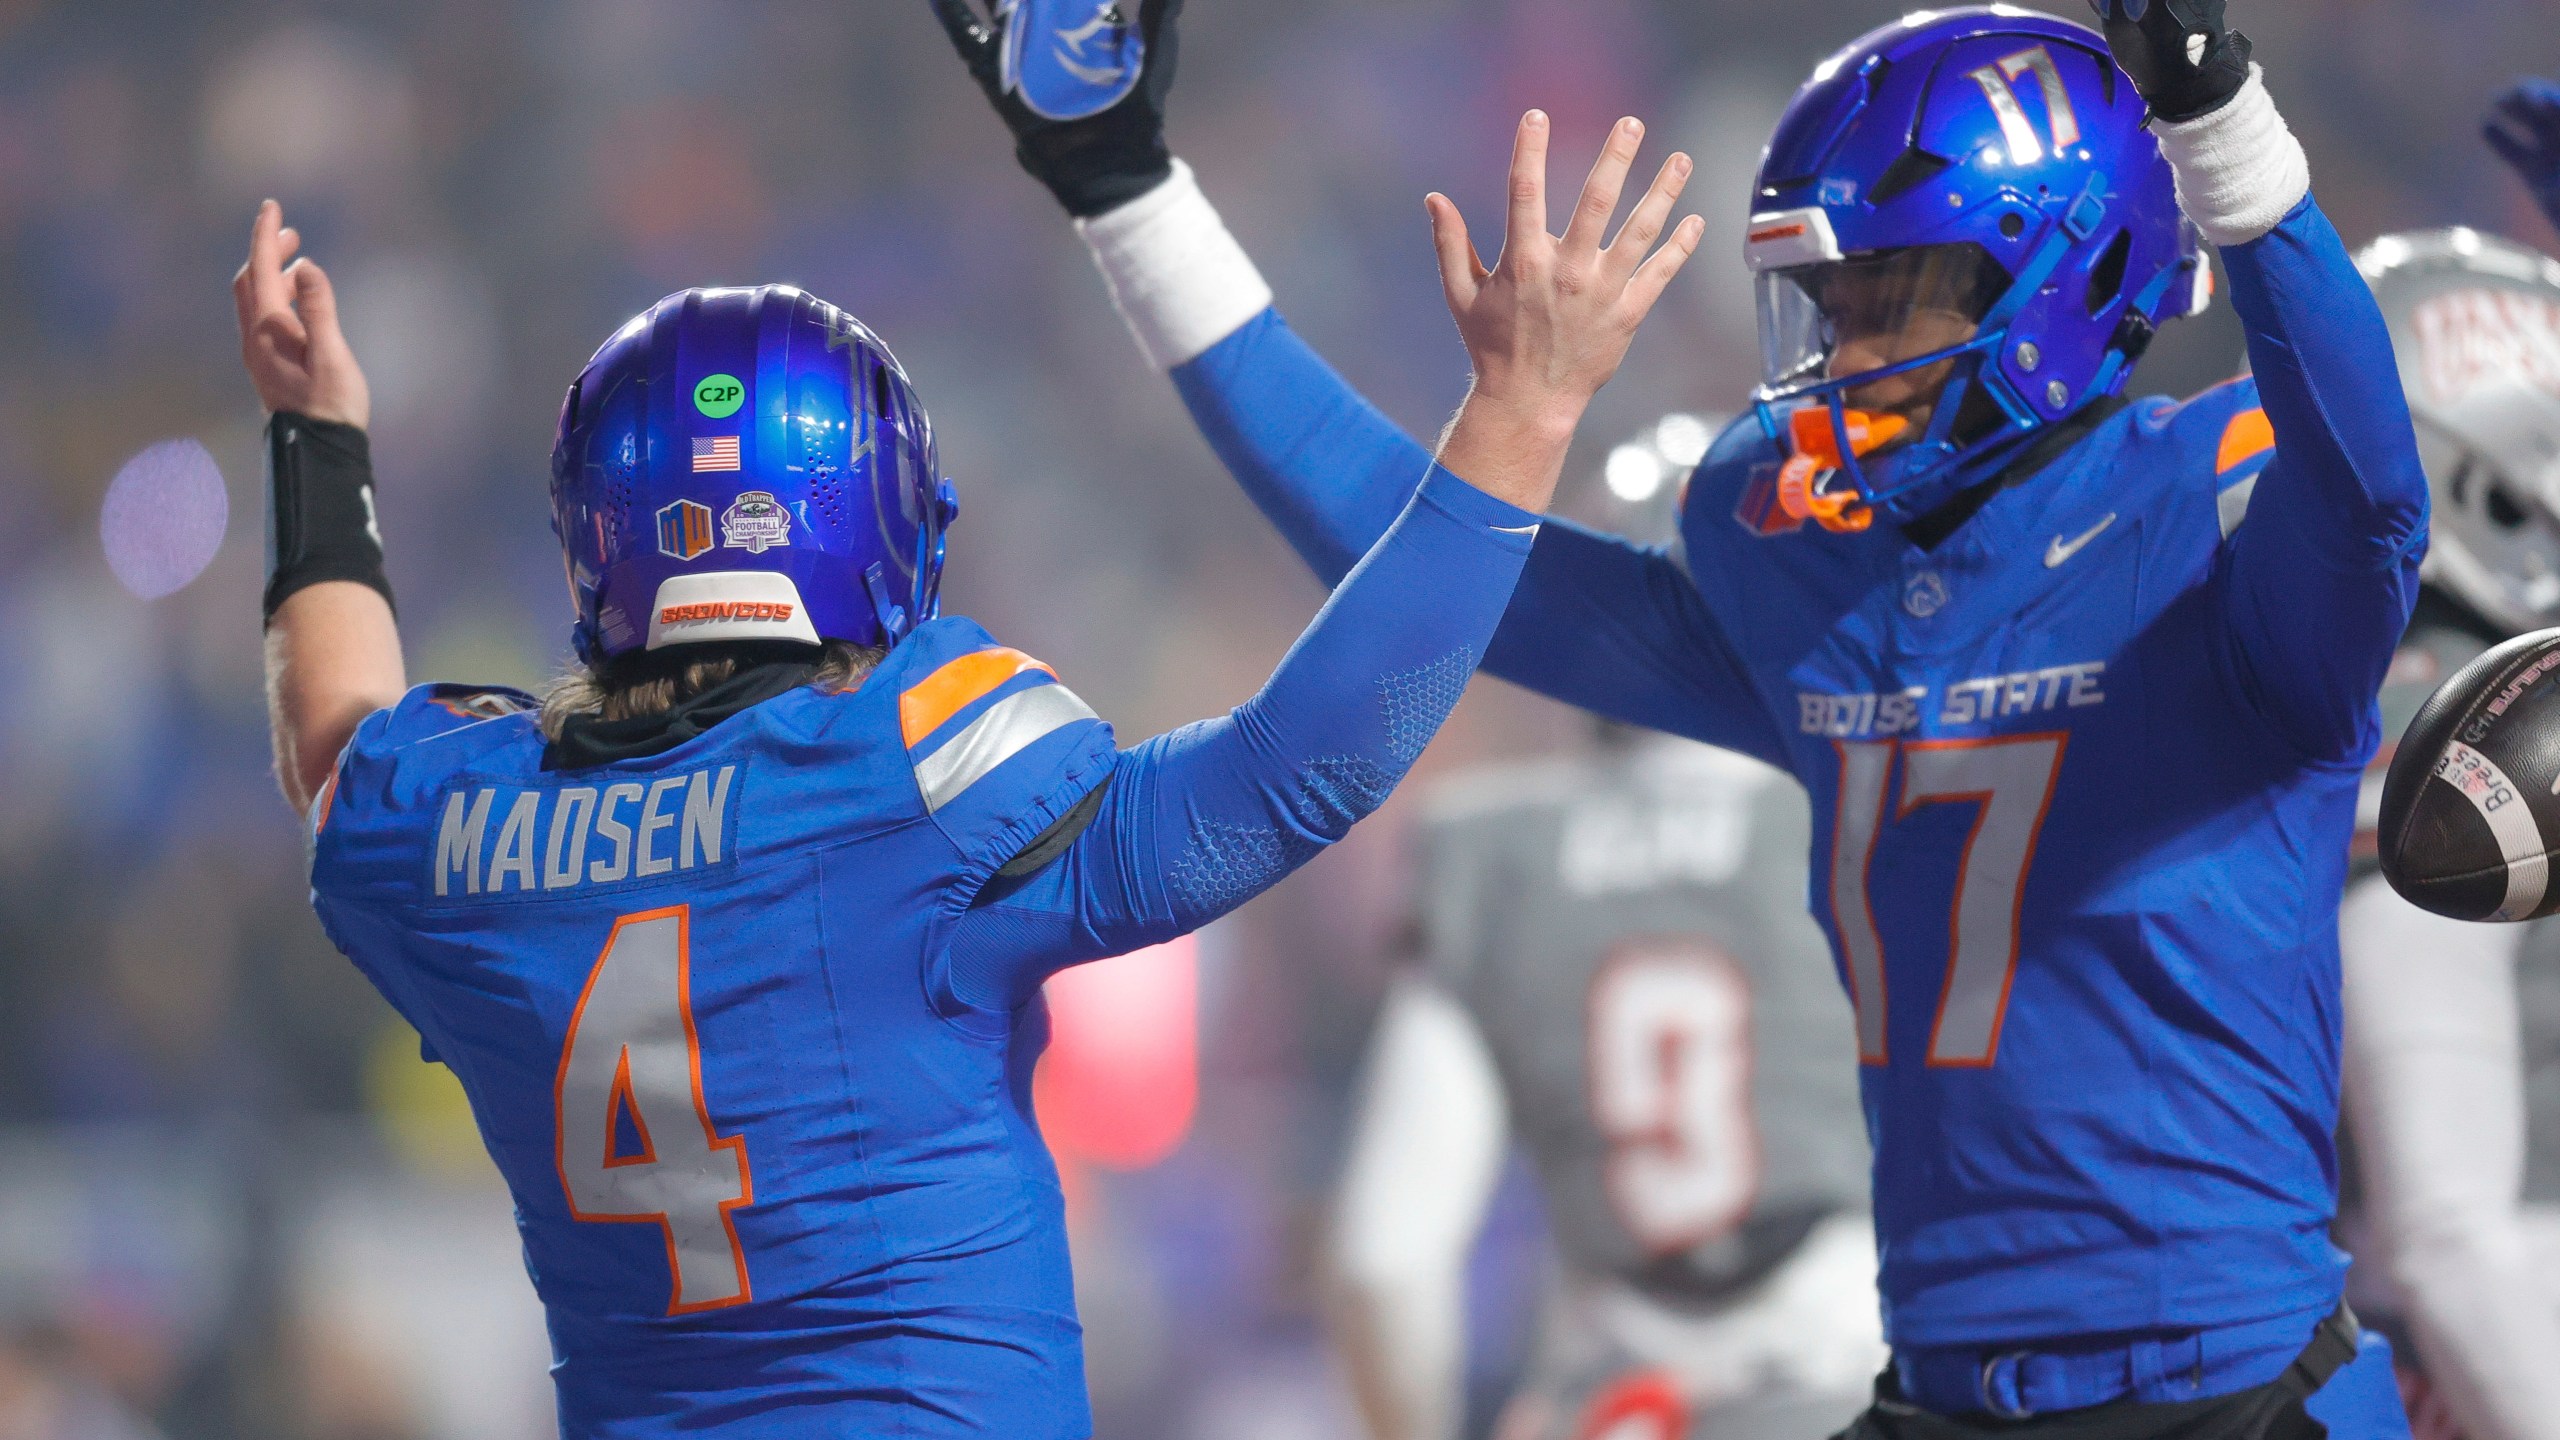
xmin=2086 ymin=0 xmax=2253 ymax=122
xmin=929 ymin=0 xmax=1181 ymax=217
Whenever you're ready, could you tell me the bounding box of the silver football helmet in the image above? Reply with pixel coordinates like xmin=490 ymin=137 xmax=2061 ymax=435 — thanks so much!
xmin=2359 ymin=228 xmax=2560 ymax=634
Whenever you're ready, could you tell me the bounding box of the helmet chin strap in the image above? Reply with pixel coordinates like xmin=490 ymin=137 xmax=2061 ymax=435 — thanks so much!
xmin=1777 ymin=405 xmax=1907 ymax=532
xmin=863 ymin=562 xmax=914 ymax=647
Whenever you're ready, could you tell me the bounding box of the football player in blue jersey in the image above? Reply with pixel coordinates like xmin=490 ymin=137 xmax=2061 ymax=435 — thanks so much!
xmin=235 ymin=94 xmax=1706 ymax=1436
xmin=940 ymin=0 xmax=2431 ymax=1436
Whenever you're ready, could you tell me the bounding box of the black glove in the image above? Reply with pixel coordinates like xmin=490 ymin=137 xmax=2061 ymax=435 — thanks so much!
xmin=931 ymin=0 xmax=1185 ymax=219
xmin=2087 ymin=0 xmax=2254 ymax=124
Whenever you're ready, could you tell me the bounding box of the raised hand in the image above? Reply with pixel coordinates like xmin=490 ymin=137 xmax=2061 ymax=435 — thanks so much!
xmin=1430 ymin=113 xmax=1705 ymax=515
xmin=930 ymin=0 xmax=1183 ymax=218
xmin=2086 ymin=0 xmax=2253 ymax=123
xmin=2487 ymin=78 xmax=2560 ymax=235
xmin=232 ymin=200 xmax=369 ymax=429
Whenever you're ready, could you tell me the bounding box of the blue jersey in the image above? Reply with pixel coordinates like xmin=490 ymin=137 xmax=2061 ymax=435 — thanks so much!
xmin=315 ymin=624 xmax=1117 ymax=1434
xmin=1164 ymin=199 xmax=2427 ymax=1353
xmin=306 ymin=469 xmax=1543 ymax=1436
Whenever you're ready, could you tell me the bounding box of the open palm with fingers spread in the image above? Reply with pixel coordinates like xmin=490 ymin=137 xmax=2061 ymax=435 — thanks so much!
xmin=231 ymin=199 xmax=370 ymax=429
xmin=1429 ymin=112 xmax=1704 ymax=515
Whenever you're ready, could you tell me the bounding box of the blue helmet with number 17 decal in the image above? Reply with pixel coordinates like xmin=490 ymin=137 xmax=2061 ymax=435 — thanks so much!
xmin=550 ymin=286 xmax=956 ymax=665
xmin=1741 ymin=7 xmax=2208 ymax=532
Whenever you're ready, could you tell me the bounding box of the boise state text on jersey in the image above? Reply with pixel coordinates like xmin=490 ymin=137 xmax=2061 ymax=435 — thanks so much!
xmin=1677 ymin=357 xmax=2393 ymax=1344
xmin=1152 ymin=188 xmax=2424 ymax=1356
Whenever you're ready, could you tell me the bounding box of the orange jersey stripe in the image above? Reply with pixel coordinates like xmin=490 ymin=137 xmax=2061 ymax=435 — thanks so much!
xmin=2216 ymin=408 xmax=2275 ymax=475
xmin=900 ymin=648 xmax=1057 ymax=748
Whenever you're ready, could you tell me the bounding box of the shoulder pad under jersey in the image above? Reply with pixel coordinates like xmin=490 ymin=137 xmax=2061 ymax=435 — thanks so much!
xmin=308 ymin=682 xmax=545 ymax=897
xmin=1682 ymin=414 xmax=1791 ymax=545
xmin=2134 ymin=378 xmax=2276 ymax=539
xmin=881 ymin=617 xmax=1119 ymax=876
xmin=313 ymin=683 xmax=541 ymax=828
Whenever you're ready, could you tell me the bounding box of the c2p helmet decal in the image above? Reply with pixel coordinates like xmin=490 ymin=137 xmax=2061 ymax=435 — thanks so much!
xmin=550 ymin=286 xmax=958 ymax=662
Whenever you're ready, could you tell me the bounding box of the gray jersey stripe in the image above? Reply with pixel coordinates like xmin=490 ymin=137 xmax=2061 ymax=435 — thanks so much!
xmin=916 ymin=684 xmax=1099 ymax=812
xmin=2217 ymin=474 xmax=2258 ymax=540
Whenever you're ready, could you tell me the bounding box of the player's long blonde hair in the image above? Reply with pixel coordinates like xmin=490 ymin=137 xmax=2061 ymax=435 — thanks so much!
xmin=539 ymin=640 xmax=884 ymax=741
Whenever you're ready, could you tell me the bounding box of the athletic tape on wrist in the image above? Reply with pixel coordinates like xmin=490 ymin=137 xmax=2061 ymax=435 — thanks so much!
xmin=1076 ymin=159 xmax=1276 ymax=371
xmin=2154 ymin=66 xmax=2311 ymax=248
xmin=262 ymin=412 xmax=394 ymax=624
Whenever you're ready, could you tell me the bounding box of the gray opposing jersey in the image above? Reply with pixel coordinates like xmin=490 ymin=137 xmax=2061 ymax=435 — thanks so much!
xmin=1417 ymin=737 xmax=1870 ymax=1303
xmin=2519 ymin=919 xmax=2560 ymax=1206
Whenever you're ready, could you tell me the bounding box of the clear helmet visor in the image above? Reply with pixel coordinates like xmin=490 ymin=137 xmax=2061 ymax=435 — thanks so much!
xmin=1755 ymin=244 xmax=2008 ymax=422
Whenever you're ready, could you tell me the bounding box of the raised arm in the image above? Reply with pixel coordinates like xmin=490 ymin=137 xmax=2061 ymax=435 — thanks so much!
xmin=941 ymin=113 xmax=1708 ymax=1007
xmin=2091 ymin=2 xmax=2426 ymax=760
xmin=2211 ymin=189 xmax=2427 ymax=760
xmin=235 ymin=200 xmax=405 ymax=815
xmin=936 ymin=5 xmax=1782 ymax=758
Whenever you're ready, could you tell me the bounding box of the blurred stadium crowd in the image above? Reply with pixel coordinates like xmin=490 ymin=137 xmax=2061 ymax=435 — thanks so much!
xmin=0 ymin=0 xmax=2552 ymax=1436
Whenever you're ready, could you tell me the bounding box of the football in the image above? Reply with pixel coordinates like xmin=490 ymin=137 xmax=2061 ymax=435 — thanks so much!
xmin=2380 ymin=628 xmax=2560 ymax=921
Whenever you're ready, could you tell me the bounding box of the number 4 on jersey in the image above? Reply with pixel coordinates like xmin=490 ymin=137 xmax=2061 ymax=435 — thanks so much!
xmin=554 ymin=905 xmax=755 ymax=1314
xmin=1831 ymin=735 xmax=2066 ymax=1068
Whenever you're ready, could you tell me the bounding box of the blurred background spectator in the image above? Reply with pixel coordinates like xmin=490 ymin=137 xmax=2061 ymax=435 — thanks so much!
xmin=0 ymin=1 xmax=2550 ymax=1435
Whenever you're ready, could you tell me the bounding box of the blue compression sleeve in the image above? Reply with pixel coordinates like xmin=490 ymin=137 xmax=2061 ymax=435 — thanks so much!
xmin=1174 ymin=309 xmax=1434 ymax=587
xmin=941 ymin=466 xmax=1538 ymax=1011
xmin=1484 ymin=521 xmax=1789 ymax=765
xmin=2215 ymin=198 xmax=2430 ymax=762
xmin=1172 ymin=310 xmax=1776 ymax=757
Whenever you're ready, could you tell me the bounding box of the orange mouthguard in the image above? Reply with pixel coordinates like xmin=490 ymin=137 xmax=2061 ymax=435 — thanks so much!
xmin=1775 ymin=407 xmax=1908 ymax=534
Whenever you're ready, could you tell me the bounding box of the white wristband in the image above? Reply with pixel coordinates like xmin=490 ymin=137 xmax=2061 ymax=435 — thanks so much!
xmin=2153 ymin=66 xmax=2311 ymax=249
xmin=1075 ymin=159 xmax=1276 ymax=371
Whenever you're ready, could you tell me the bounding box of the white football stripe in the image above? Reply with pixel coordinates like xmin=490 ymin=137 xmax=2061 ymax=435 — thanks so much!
xmin=2435 ymin=741 xmax=2550 ymax=920
xmin=915 ymin=683 xmax=1097 ymax=812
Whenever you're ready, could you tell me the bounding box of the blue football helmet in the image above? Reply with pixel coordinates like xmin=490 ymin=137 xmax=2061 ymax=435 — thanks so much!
xmin=1744 ymin=6 xmax=2210 ymax=529
xmin=550 ymin=286 xmax=956 ymax=664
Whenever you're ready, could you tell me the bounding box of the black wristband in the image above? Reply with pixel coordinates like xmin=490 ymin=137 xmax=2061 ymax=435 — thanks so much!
xmin=262 ymin=412 xmax=394 ymax=625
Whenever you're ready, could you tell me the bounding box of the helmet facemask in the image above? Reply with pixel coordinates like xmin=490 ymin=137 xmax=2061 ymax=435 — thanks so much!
xmin=1755 ymin=243 xmax=2014 ymax=531
xmin=2415 ymin=409 xmax=2560 ymax=633
xmin=1761 ymin=244 xmax=2010 ymax=434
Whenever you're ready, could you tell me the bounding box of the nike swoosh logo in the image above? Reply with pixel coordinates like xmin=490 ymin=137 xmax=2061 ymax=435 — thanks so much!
xmin=1493 ymin=523 xmax=1543 ymax=536
xmin=2044 ymin=513 xmax=2117 ymax=569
